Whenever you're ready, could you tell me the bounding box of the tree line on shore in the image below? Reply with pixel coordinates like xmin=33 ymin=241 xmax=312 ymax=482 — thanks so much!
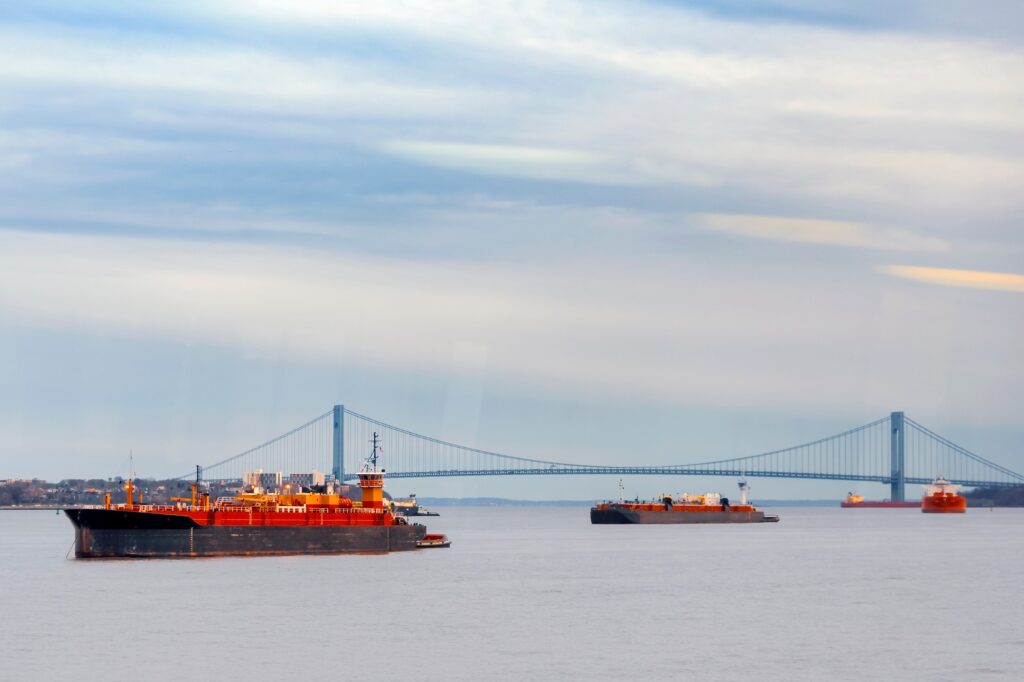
xmin=965 ymin=485 xmax=1024 ymax=507
xmin=1 ymin=478 xmax=200 ymax=507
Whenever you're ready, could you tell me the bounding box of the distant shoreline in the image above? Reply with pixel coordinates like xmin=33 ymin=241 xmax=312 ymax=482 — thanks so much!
xmin=0 ymin=506 xmax=62 ymax=511
xmin=5 ymin=497 xmax=1021 ymax=510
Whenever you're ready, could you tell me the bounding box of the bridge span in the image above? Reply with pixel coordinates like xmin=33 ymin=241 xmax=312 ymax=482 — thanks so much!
xmin=188 ymin=406 xmax=1023 ymax=502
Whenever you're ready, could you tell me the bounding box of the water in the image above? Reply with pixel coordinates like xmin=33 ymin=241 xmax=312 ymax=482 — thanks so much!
xmin=2 ymin=507 xmax=1023 ymax=681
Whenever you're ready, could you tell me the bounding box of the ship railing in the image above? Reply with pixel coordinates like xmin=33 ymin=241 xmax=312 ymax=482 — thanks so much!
xmin=120 ymin=504 xmax=192 ymax=513
xmin=191 ymin=504 xmax=376 ymax=514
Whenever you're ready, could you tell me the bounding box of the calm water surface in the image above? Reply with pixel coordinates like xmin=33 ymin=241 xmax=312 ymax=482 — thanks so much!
xmin=3 ymin=507 xmax=1023 ymax=681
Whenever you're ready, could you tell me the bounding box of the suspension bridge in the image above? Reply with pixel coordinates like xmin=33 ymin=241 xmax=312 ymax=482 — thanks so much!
xmin=187 ymin=406 xmax=1023 ymax=502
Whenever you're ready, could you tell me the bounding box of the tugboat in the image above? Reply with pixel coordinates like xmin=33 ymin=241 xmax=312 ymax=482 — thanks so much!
xmin=591 ymin=479 xmax=779 ymax=524
xmin=921 ymin=477 xmax=967 ymax=513
xmin=416 ymin=533 xmax=451 ymax=548
xmin=63 ymin=433 xmax=450 ymax=557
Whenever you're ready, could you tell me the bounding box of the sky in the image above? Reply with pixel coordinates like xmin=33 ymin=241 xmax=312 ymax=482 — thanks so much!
xmin=1 ymin=1 xmax=1022 ymax=499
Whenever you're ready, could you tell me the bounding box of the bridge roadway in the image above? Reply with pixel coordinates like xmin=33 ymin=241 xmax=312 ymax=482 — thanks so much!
xmin=367 ymin=469 xmax=1016 ymax=489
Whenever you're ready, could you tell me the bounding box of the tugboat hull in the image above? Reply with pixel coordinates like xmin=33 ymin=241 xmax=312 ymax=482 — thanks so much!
xmin=65 ymin=509 xmax=426 ymax=558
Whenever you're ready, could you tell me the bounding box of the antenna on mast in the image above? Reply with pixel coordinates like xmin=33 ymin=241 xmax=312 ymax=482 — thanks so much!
xmin=370 ymin=432 xmax=381 ymax=471
xmin=125 ymin=449 xmax=136 ymax=507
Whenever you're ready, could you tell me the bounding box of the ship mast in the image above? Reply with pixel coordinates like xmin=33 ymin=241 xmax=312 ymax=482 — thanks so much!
xmin=125 ymin=450 xmax=135 ymax=507
xmin=357 ymin=432 xmax=386 ymax=509
xmin=370 ymin=431 xmax=380 ymax=471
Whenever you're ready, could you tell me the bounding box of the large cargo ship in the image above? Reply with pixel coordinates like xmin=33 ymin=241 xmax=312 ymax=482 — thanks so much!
xmin=591 ymin=480 xmax=779 ymax=524
xmin=921 ymin=477 xmax=967 ymax=513
xmin=64 ymin=433 xmax=448 ymax=558
xmin=840 ymin=493 xmax=920 ymax=509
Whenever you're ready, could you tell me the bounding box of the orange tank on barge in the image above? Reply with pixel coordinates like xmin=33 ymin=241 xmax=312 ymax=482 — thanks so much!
xmin=64 ymin=433 xmax=449 ymax=557
xmin=921 ymin=478 xmax=967 ymax=513
xmin=591 ymin=480 xmax=779 ymax=524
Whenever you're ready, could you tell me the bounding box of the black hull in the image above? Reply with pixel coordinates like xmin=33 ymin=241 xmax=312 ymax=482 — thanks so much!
xmin=64 ymin=509 xmax=426 ymax=558
xmin=591 ymin=507 xmax=778 ymax=524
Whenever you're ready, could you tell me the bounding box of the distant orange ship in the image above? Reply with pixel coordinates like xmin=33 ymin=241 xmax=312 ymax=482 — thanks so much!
xmin=921 ymin=478 xmax=967 ymax=513
xmin=840 ymin=492 xmax=920 ymax=509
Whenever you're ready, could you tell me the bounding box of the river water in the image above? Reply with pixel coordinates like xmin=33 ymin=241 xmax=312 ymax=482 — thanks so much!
xmin=2 ymin=507 xmax=1023 ymax=681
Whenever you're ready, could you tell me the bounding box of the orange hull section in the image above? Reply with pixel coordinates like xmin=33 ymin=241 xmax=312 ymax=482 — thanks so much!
xmin=921 ymin=494 xmax=967 ymax=513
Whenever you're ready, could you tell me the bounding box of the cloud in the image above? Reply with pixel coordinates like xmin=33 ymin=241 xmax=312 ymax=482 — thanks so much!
xmin=0 ymin=28 xmax=490 ymax=120
xmin=379 ymin=140 xmax=635 ymax=185
xmin=880 ymin=265 xmax=1024 ymax=292
xmin=0 ymin=0 xmax=1023 ymax=447
xmin=1 ymin=229 xmax=1021 ymax=426
xmin=2 ymin=0 xmax=1022 ymax=224
xmin=699 ymin=213 xmax=948 ymax=252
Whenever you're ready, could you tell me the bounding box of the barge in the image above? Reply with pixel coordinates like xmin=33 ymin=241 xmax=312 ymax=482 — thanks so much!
xmin=64 ymin=433 xmax=448 ymax=558
xmin=591 ymin=480 xmax=779 ymax=524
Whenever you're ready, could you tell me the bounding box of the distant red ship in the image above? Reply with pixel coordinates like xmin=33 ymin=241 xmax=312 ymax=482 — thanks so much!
xmin=840 ymin=493 xmax=920 ymax=509
xmin=921 ymin=478 xmax=967 ymax=513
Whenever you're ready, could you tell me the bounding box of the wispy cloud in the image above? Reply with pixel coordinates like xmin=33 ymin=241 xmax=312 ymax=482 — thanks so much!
xmin=1 ymin=229 xmax=1021 ymax=425
xmin=0 ymin=29 xmax=484 ymax=118
xmin=698 ymin=213 xmax=948 ymax=252
xmin=380 ymin=140 xmax=635 ymax=185
xmin=880 ymin=265 xmax=1024 ymax=292
xmin=3 ymin=2 xmax=1022 ymax=215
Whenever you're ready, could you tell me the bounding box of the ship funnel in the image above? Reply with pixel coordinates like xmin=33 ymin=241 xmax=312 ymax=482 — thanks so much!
xmin=737 ymin=479 xmax=749 ymax=506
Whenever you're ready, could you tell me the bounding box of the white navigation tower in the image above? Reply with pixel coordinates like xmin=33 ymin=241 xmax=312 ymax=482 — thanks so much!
xmin=738 ymin=478 xmax=750 ymax=505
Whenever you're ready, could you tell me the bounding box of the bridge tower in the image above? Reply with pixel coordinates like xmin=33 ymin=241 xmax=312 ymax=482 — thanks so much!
xmin=890 ymin=411 xmax=905 ymax=502
xmin=332 ymin=404 xmax=344 ymax=482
